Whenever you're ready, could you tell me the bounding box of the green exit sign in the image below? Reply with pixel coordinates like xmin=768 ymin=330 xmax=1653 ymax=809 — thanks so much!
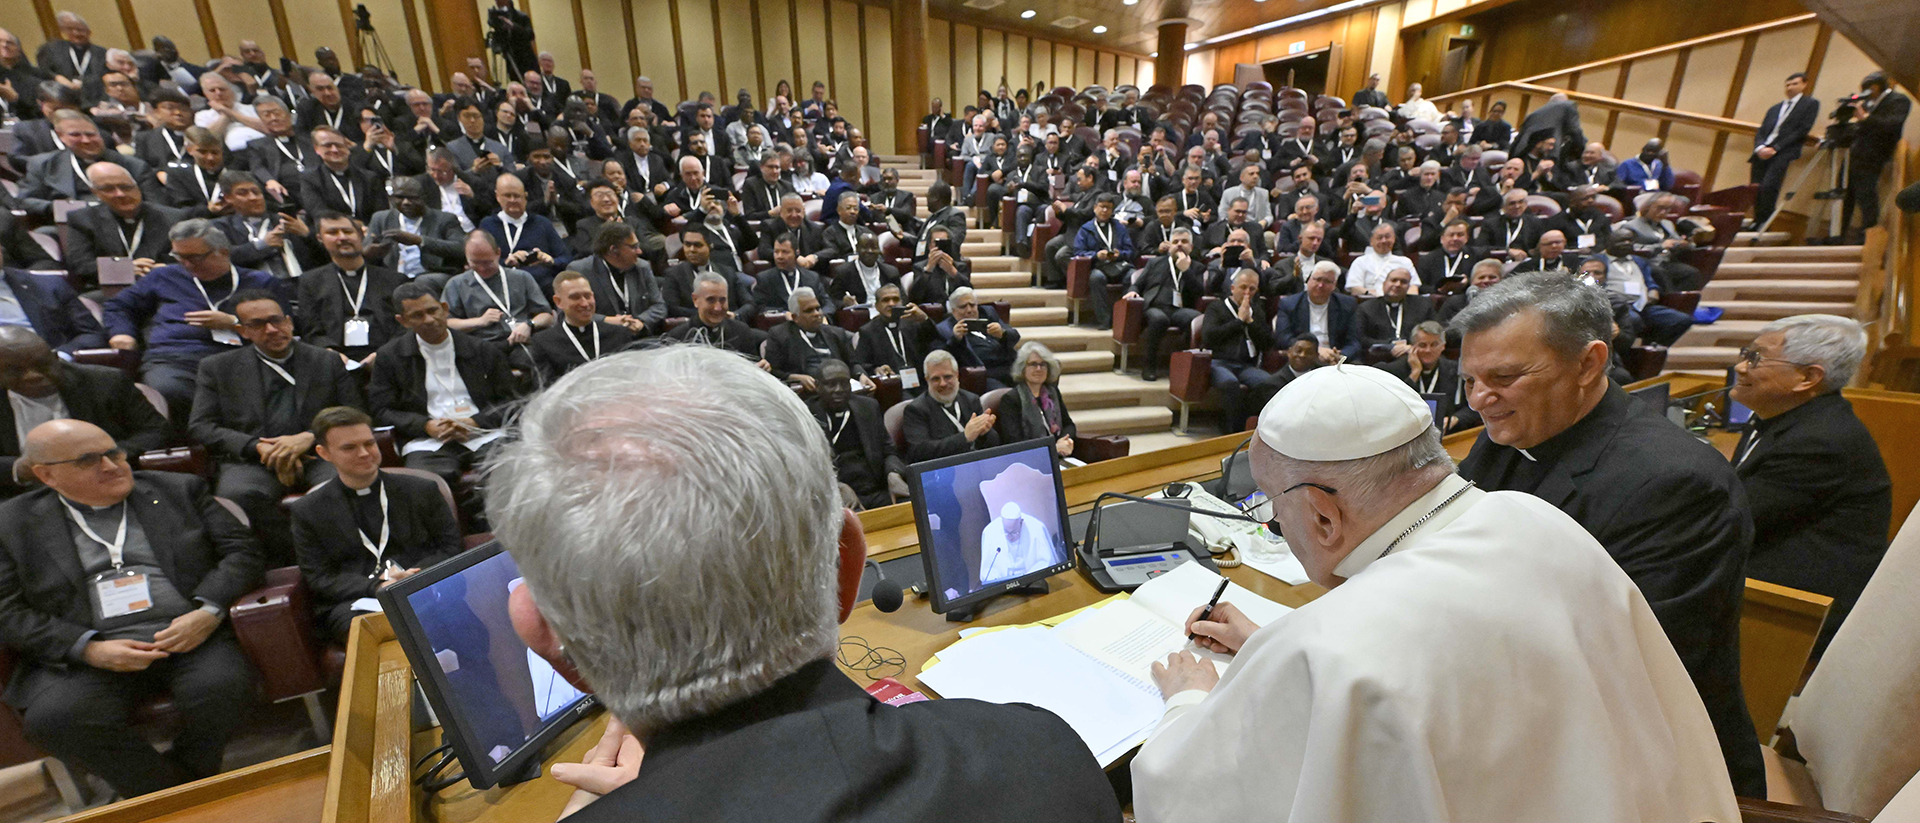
xmin=1460 ymin=24 xmax=1475 ymax=36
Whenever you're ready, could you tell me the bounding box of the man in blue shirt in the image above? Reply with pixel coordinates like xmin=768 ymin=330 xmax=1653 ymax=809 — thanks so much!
xmin=103 ymin=219 xmax=274 ymax=428
xmin=1073 ymin=193 xmax=1135 ymax=330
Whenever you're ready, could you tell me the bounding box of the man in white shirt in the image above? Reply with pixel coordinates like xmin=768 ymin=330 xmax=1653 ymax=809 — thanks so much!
xmin=978 ymin=501 xmax=1057 ymax=584
xmin=1345 ymin=222 xmax=1418 ymax=298
xmin=1132 ymin=365 xmax=1741 ymax=823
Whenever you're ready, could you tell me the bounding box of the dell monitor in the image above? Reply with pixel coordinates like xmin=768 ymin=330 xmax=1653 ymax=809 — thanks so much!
xmin=907 ymin=437 xmax=1074 ymax=621
xmin=379 ymin=541 xmax=598 ymax=789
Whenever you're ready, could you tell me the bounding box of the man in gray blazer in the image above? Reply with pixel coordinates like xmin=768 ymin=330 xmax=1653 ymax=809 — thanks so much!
xmin=364 ymin=177 xmax=468 ymax=293
xmin=18 ymin=113 xmax=149 ymax=220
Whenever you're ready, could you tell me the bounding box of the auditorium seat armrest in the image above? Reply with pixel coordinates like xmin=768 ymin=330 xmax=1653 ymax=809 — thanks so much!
xmin=1168 ymin=350 xmax=1212 ymax=402
xmin=1072 ymin=435 xmax=1130 ymax=463
xmin=229 ymin=566 xmax=326 ymax=702
xmin=137 ymin=446 xmax=207 ymax=479
xmin=1114 ymin=296 xmax=1147 ymax=344
xmin=1066 ymin=256 xmax=1092 ymax=299
xmin=1658 ymin=290 xmax=1702 ymax=314
xmin=1736 ymin=798 xmax=1867 ymax=823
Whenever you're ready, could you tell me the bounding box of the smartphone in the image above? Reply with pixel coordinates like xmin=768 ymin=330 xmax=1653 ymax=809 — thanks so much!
xmin=890 ymin=305 xmax=905 ymax=321
xmin=939 ymin=238 xmax=957 ymax=258
xmin=274 ymin=202 xmax=302 ymax=217
xmin=1223 ymin=246 xmax=1243 ymax=267
xmin=965 ymin=318 xmax=989 ymax=334
xmin=1360 ymin=194 xmax=1382 ymax=207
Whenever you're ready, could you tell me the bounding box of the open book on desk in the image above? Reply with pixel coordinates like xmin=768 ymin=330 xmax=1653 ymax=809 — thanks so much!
xmin=917 ymin=563 xmax=1293 ymax=766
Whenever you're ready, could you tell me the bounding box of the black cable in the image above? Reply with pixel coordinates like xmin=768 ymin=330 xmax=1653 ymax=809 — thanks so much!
xmin=412 ymin=742 xmax=452 ymax=771
xmin=837 ymin=635 xmax=907 ymax=681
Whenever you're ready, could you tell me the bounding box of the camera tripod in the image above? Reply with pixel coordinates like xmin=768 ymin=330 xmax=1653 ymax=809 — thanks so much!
xmin=1757 ymin=140 xmax=1848 ymax=239
xmin=355 ymin=14 xmax=396 ymax=77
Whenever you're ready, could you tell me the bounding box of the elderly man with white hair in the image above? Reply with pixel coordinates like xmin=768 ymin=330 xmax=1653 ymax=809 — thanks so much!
xmin=1730 ymin=314 xmax=1890 ymax=656
xmin=488 ymin=347 xmax=1120 ymax=821
xmin=1130 ymin=364 xmax=1740 ymax=823
xmin=901 ymin=349 xmax=999 ymax=462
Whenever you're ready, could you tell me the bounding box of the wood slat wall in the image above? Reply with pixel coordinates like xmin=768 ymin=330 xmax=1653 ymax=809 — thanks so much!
xmin=1 ymin=0 xmax=1152 ymax=157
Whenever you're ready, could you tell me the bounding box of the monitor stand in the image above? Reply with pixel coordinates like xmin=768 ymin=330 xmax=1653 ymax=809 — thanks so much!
xmin=944 ymin=579 xmax=1051 ymax=622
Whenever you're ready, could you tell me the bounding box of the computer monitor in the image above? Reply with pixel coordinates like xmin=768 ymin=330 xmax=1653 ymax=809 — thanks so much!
xmin=379 ymin=542 xmax=598 ymax=789
xmin=1629 ymin=381 xmax=1671 ymax=413
xmin=907 ymin=437 xmax=1075 ymax=617
xmin=1723 ymin=366 xmax=1755 ymax=428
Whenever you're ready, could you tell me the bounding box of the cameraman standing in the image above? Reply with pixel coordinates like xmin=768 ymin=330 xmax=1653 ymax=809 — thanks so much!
xmin=1840 ymin=71 xmax=1909 ymax=243
xmin=487 ymin=0 xmax=538 ymax=81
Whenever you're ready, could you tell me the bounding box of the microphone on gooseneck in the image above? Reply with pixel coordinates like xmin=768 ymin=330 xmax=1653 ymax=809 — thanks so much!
xmin=866 ymin=558 xmax=903 ymax=613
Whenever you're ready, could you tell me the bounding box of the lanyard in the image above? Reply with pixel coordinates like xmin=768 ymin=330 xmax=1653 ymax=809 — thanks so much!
xmin=70 ymin=154 xmax=95 ymax=192
xmin=338 ymin=268 xmax=368 ymax=316
xmin=372 ymin=147 xmax=393 ymax=175
xmin=194 ymin=165 xmax=219 ymax=202
xmin=1388 ymin=302 xmax=1405 ymax=338
xmin=781 ymin=268 xmax=800 ymax=297
xmin=323 ymin=107 xmax=342 ymax=130
xmin=160 ymin=129 xmax=185 ymax=160
xmin=939 ymin=402 xmax=966 ymax=432
xmin=885 ymin=324 xmax=903 ymax=358
xmin=331 ymin=171 xmax=358 ymax=214
xmin=71 ymin=46 xmax=91 ymax=76
xmin=471 ymin=272 xmax=514 ymax=319
xmin=562 ymin=321 xmax=600 ymax=362
xmin=115 ymin=218 xmax=144 ymax=256
xmin=66 ymin=503 xmax=129 ymax=568
xmin=1442 ymin=252 xmax=1463 ymax=281
xmin=501 ymin=131 xmax=515 ymax=156
xmin=1576 ymin=216 xmax=1596 ymax=235
xmin=1505 ymin=221 xmax=1522 ymax=247
xmin=276 ymin=137 xmax=305 ymax=172
xmin=356 ymin=482 xmax=390 ymax=565
xmin=827 ymin=411 xmax=850 ymax=443
xmin=1736 ymin=432 xmax=1762 ymax=466
xmin=601 ymin=258 xmax=629 ymax=312
xmin=502 ymin=218 xmax=525 ymax=251
xmin=1093 ymin=220 xmax=1114 ymax=250
xmin=1419 ymin=367 xmax=1440 ymax=395
xmin=191 ymin=267 xmax=239 ymax=312
xmin=257 ymin=353 xmax=296 ymax=385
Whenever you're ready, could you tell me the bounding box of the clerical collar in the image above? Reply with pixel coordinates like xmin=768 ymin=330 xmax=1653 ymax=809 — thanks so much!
xmin=349 ymin=476 xmax=382 ymax=495
xmin=1517 ymin=386 xmax=1625 ymax=467
xmin=259 ymin=347 xmax=293 ymax=364
xmin=60 ymin=495 xmax=125 ymax=514
xmin=1332 ymin=475 xmax=1480 ymax=579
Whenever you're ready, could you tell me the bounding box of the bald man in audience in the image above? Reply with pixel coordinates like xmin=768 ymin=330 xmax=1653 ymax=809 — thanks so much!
xmin=0 ymin=419 xmax=262 ymax=799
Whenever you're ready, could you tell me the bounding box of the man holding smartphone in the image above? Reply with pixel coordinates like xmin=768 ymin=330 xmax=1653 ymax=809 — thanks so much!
xmin=937 ymin=287 xmax=1020 ymax=390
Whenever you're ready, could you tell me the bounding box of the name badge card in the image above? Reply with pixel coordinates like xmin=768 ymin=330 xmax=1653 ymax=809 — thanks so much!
xmin=344 ymin=318 xmax=371 ymax=347
xmin=97 ymin=256 xmax=137 ymax=286
xmin=89 ymin=569 xmax=153 ymax=621
xmin=212 ymin=329 xmax=242 ymax=345
xmin=899 ymin=367 xmax=921 ymax=390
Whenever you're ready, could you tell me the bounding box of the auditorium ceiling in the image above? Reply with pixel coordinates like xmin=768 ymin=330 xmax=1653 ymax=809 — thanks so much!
xmin=927 ymin=0 xmax=1371 ymax=55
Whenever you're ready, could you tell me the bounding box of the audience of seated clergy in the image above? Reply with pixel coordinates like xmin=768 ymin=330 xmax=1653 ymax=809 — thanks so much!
xmin=901 ymin=349 xmax=1000 ymax=462
xmin=188 ymin=288 xmax=361 ymax=561
xmin=0 ymin=327 xmax=170 ymax=497
xmin=757 ymin=233 xmax=836 ymax=323
xmin=1453 ymin=272 xmax=1766 ymax=796
xmin=562 ymin=222 xmax=665 ymax=337
xmin=366 ymin=282 xmax=519 ymax=501
xmin=290 ymin=405 xmax=462 ymax=642
xmin=20 ymin=113 xmax=151 ymax=221
xmin=1076 ymin=193 xmax=1136 ymax=330
xmin=297 ymin=212 xmax=407 ymax=364
xmin=0 ymin=418 xmax=263 ymax=800
xmin=529 ymin=269 xmax=633 ymax=382
xmin=209 ymin=170 xmax=318 ymax=287
xmin=477 ymin=174 xmax=570 ymax=290
xmin=1201 ymin=269 xmax=1276 ymax=432
xmin=1355 ymin=267 xmax=1437 ymax=360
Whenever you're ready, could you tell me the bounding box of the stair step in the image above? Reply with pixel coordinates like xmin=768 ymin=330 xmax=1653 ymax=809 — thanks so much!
xmin=969 ymin=228 xmax=1005 ymax=244
xmin=1016 ymin=325 xmax=1114 ymax=352
xmin=1702 ymin=300 xmax=1857 ymax=320
xmin=1676 ymin=319 xmax=1769 ymax=348
xmin=877 ymin=155 xmax=921 ymax=165
xmin=914 ymin=205 xmax=971 ymax=218
xmin=1665 ymin=346 xmax=1741 ymax=370
xmin=1057 ymin=349 xmax=1115 ymax=373
xmin=1701 ymin=279 xmax=1857 ymax=301
xmin=1059 ymin=371 xmax=1173 ymax=410
xmin=1071 ymin=405 xmax=1177 ymax=436
xmin=974 ymin=287 xmax=1067 ymax=308
xmin=1712 ymin=262 xmax=1860 ymax=279
xmin=1732 ymin=231 xmax=1793 ymax=247
xmin=972 ymin=271 xmax=1033 ymax=289
xmin=969 ymin=255 xmax=1024 ymax=272
xmin=960 ymin=242 xmax=1000 ymax=257
xmin=1009 ymin=306 xmax=1069 ymax=326
xmin=1721 ymin=245 xmax=1863 ymax=263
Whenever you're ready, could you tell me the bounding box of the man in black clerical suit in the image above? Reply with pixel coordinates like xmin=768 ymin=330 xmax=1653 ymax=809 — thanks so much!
xmin=757 ymin=195 xmax=829 ymax=272
xmin=61 ymin=166 xmax=184 ymax=286
xmin=1729 ymin=315 xmax=1890 ymax=656
xmin=529 ymin=271 xmax=634 ymax=382
xmin=1125 ymin=229 xmax=1205 ymax=382
xmin=292 ymin=407 xmax=463 ymax=641
xmin=190 ymin=291 xmax=362 ymax=560
xmin=756 ymin=235 xmax=836 ymax=322
xmin=661 ymin=270 xmax=765 ymax=358
xmin=828 ymin=232 xmax=901 ymax=307
xmin=562 ymin=222 xmax=666 ymax=337
xmin=765 ymin=288 xmax=861 ymax=391
xmin=366 ymin=283 xmax=521 ymax=498
xmin=1452 ymin=273 xmax=1764 ymax=797
xmin=298 ymin=213 xmax=408 ymax=364
xmin=852 ymin=285 xmax=934 ymax=385
xmin=0 ymin=420 xmax=261 ymax=799
xmin=1374 ymin=321 xmax=1477 ymax=433
xmin=1355 ymin=267 xmax=1437 ymax=359
xmin=0 ymin=328 xmax=170 ymax=497
xmin=0 ymin=266 xmax=105 ymax=353
xmin=901 ymin=350 xmax=1002 ymax=463
xmin=813 ymin=359 xmax=907 ymax=510
xmin=488 ymin=347 xmax=1120 ymax=823
xmin=298 ymin=127 xmax=387 ymax=223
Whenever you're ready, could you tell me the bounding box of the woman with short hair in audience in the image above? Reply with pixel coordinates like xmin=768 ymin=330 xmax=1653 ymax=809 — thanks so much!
xmin=995 ymin=341 xmax=1077 ymax=458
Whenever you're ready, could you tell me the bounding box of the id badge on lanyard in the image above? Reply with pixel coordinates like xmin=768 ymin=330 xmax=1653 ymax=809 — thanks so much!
xmin=344 ymin=319 xmax=371 ymax=347
xmin=90 ymin=568 xmax=154 ymax=621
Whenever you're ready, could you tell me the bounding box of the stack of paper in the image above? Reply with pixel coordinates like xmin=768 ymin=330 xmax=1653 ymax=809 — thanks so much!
xmin=917 ymin=563 xmax=1294 ymax=766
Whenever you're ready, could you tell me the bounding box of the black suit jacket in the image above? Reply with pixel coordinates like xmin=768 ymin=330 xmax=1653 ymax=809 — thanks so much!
xmin=754 ymin=267 xmax=835 ymax=318
xmin=852 ymin=315 xmax=932 ymax=377
xmin=528 ymin=319 xmax=635 ymax=382
xmin=1735 ymin=393 xmax=1890 ymax=635
xmin=1135 ymin=255 xmax=1204 ymax=312
xmin=0 ymin=473 xmax=263 ymax=696
xmin=1852 ymin=91 xmax=1911 ymax=165
xmin=290 ymin=471 xmax=462 ymax=638
xmin=63 ymin=203 xmax=185 ymax=282
xmin=1355 ymin=295 xmax=1437 ymax=352
xmin=189 ymin=342 xmax=364 ymax=464
xmin=240 ymin=135 xmax=318 ymax=188
xmin=3 ymin=268 xmax=106 ymax=352
xmin=1374 ymin=355 xmax=1477 ymax=429
xmin=35 ymin=41 xmax=107 ymax=83
xmin=0 ymin=363 xmax=170 ymax=493
xmin=757 ymin=217 xmax=829 ymax=262
xmin=994 ymin=383 xmax=1077 ymax=444
xmin=765 ymin=322 xmax=859 ymax=381
xmin=296 ymin=264 xmax=409 ymax=360
xmin=298 ymin=164 xmax=388 ymax=223
xmin=159 ymin=162 xmax=234 ymax=217
xmin=1275 ymin=292 xmax=1361 ymax=358
xmin=818 ymin=393 xmax=907 ymax=486
xmin=902 ymin=390 xmax=1000 ymax=463
xmin=0 ymin=212 xmax=55 ymax=271
xmin=133 ymin=128 xmax=193 ymax=172
xmin=366 ymin=331 xmax=519 ymax=440
xmin=1200 ymin=299 xmax=1274 ymax=367
xmin=566 ymin=659 xmax=1119 ymax=823
xmin=565 ymin=255 xmax=668 ymax=331
xmin=1459 ymin=386 xmax=1764 ymax=796
xmin=1753 ymin=97 xmax=1820 ymax=163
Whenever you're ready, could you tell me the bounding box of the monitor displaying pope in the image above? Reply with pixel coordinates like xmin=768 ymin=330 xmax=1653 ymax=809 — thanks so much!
xmin=979 ymin=502 xmax=1056 ymax=585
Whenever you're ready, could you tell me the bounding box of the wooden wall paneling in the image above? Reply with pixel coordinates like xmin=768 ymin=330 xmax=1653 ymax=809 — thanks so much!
xmin=1601 ymin=61 xmax=1631 ymax=146
xmin=1736 ymin=24 xmax=1817 ymax=121
xmin=1665 ymin=122 xmax=1717 ymax=185
xmin=404 ymin=0 xmax=434 ymax=90
xmin=864 ymin=3 xmax=894 ymax=150
xmin=1004 ymin=33 xmax=1027 ymax=98
xmin=954 ymin=23 xmax=978 ymax=114
xmin=568 ymin=0 xmax=590 ymax=71
xmin=623 ymin=0 xmax=673 ymax=97
xmin=831 ymin=0 xmax=862 ymax=128
xmin=1673 ymin=39 xmax=1741 ymax=119
xmin=718 ymin=0 xmax=758 ymax=98
xmin=1577 ymin=65 xmax=1620 ymax=97
xmin=1611 ymin=111 xmax=1662 ymax=160
xmin=111 ymin=0 xmax=141 ymax=51
xmin=207 ymin=0 xmax=280 ymax=66
xmin=791 ymin=0 xmax=827 ymax=98
xmin=758 ymin=0 xmax=794 ymax=100
xmin=709 ymin=0 xmax=728 ymax=95
xmin=121 ymin=0 xmax=210 ymax=61
xmin=981 ymin=28 xmax=1005 ymax=92
xmin=1052 ymin=39 xmax=1073 ymax=89
xmin=1801 ymin=23 xmax=1831 ymax=89
xmin=1811 ymin=34 xmax=1880 ymax=104
xmin=675 ymin=0 xmax=720 ymax=102
xmin=665 ymin=0 xmax=688 ymax=99
xmin=927 ymin=17 xmax=950 ymax=114
xmin=60 ymin=0 xmax=129 ymax=51
xmin=2 ymin=1 xmax=49 ymax=46
xmin=581 ymin=0 xmax=631 ymax=87
xmin=1075 ymin=45 xmax=1094 ymax=89
xmin=619 ymin=0 xmax=638 ymax=86
xmin=1619 ymin=51 xmax=1676 ymax=108
xmin=1216 ymin=41 xmax=1255 ymax=87
xmin=287 ymin=0 xmax=350 ymax=73
xmin=1184 ymin=50 xmax=1215 ymax=91
xmin=819 ymin=0 xmax=835 ymax=98
xmin=266 ymin=0 xmax=296 ymax=60
xmin=1096 ymin=51 xmax=1111 ymax=88
xmin=786 ymin=0 xmax=800 ymax=90
xmin=1455 ymin=0 xmax=1803 ymax=86
xmin=424 ymin=0 xmax=483 ymax=91
xmin=746 ymin=0 xmax=766 ymax=99
xmin=1030 ymin=37 xmax=1047 ymax=92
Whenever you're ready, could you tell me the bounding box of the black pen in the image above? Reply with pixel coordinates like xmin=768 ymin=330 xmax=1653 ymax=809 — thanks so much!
xmin=1188 ymin=577 xmax=1232 ymax=641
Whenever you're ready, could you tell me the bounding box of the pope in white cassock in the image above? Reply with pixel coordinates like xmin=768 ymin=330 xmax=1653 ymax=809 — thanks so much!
xmin=1130 ymin=365 xmax=1741 ymax=823
xmin=978 ymin=502 xmax=1056 ymax=585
